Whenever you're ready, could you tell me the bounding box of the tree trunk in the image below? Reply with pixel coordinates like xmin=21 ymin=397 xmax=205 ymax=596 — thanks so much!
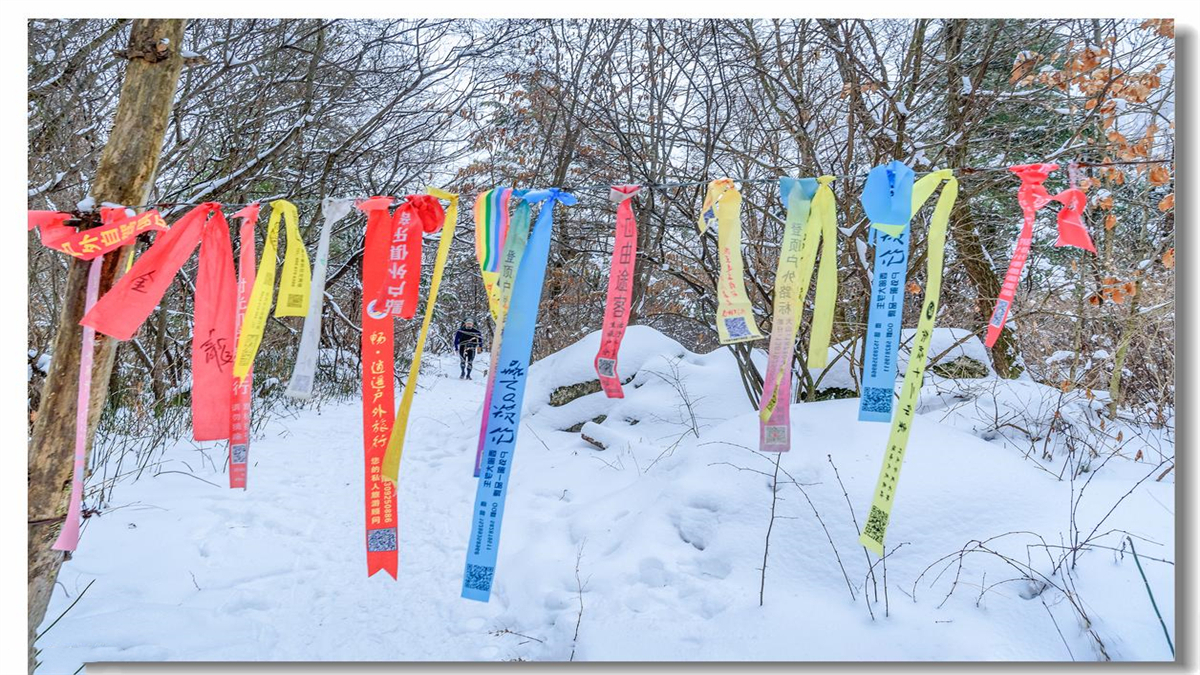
xmin=27 ymin=19 xmax=186 ymax=673
xmin=943 ymin=18 xmax=1022 ymax=377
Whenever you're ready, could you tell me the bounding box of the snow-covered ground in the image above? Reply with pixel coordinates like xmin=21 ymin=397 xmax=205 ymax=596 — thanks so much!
xmin=37 ymin=327 xmax=1175 ymax=671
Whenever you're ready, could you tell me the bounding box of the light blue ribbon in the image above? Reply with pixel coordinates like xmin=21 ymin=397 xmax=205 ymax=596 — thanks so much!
xmin=858 ymin=161 xmax=914 ymax=423
xmin=462 ymin=187 xmax=576 ymax=602
xmin=779 ymin=177 xmax=819 ymax=218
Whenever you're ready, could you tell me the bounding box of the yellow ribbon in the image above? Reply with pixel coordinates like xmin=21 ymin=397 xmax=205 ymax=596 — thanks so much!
xmin=474 ymin=191 xmax=505 ymax=323
xmin=859 ymin=170 xmax=958 ymax=556
xmin=382 ymin=188 xmax=459 ymax=483
xmin=233 ymin=199 xmax=310 ymax=379
xmin=760 ymin=176 xmax=838 ymax=422
xmin=481 ymin=270 xmax=503 ymax=323
xmin=699 ymin=179 xmax=763 ymax=344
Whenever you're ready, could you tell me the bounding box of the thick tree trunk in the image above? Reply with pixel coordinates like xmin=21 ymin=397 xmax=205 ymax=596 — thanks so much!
xmin=27 ymin=19 xmax=186 ymax=673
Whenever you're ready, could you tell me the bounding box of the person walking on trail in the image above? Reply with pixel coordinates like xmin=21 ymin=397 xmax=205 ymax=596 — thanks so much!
xmin=454 ymin=320 xmax=484 ymax=380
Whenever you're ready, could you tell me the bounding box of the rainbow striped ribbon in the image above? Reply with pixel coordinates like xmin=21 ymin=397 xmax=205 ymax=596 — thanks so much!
xmin=474 ymin=187 xmax=513 ymax=322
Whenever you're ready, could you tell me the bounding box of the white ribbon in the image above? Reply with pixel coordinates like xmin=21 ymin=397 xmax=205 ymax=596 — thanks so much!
xmin=286 ymin=197 xmax=354 ymax=399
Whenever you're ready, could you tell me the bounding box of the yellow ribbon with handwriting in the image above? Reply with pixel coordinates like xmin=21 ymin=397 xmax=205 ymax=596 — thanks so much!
xmin=699 ymin=179 xmax=763 ymax=344
xmin=859 ymin=170 xmax=958 ymax=556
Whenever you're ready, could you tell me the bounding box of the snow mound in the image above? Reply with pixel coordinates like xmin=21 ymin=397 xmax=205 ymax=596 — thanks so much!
xmin=36 ymin=328 xmax=1173 ymax=669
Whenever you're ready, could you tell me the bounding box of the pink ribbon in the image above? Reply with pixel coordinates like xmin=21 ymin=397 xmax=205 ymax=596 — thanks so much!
xmin=594 ymin=185 xmax=641 ymax=397
xmin=229 ymin=204 xmax=260 ymax=488
xmin=52 ymin=254 xmax=104 ymax=552
xmin=986 ymin=163 xmax=1094 ymax=348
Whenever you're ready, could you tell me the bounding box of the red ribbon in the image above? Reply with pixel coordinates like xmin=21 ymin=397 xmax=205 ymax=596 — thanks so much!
xmin=594 ymin=185 xmax=641 ymax=398
xmin=985 ymin=164 xmax=1094 ymax=348
xmin=82 ymin=203 xmax=237 ymax=442
xmin=29 ymin=208 xmax=167 ymax=259
xmin=364 ymin=195 xmax=445 ymax=320
xmin=229 ymin=204 xmax=260 ymax=488
xmin=358 ymin=196 xmax=399 ymax=578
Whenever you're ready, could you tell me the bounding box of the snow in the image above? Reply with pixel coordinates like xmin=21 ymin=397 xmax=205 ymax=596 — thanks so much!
xmin=75 ymin=195 xmax=95 ymax=212
xmin=29 ymin=348 xmax=52 ymax=375
xmin=36 ymin=328 xmax=1174 ymax=669
xmin=28 ymin=172 xmax=66 ymax=199
xmin=1046 ymin=350 xmax=1075 ymax=365
xmin=813 ymin=327 xmax=996 ymax=391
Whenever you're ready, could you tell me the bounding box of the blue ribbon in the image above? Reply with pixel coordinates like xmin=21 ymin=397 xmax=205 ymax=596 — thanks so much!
xmin=461 ymin=187 xmax=576 ymax=602
xmin=779 ymin=176 xmax=819 ymax=214
xmin=858 ymin=161 xmax=914 ymax=423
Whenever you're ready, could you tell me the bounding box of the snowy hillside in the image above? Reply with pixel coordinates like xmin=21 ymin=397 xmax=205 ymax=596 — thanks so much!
xmin=36 ymin=327 xmax=1175 ymax=670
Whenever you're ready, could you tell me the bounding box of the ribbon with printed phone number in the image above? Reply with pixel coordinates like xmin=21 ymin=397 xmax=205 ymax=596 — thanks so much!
xmin=462 ymin=188 xmax=576 ymax=602
xmin=759 ymin=176 xmax=838 ymax=451
xmin=594 ymin=185 xmax=642 ymax=398
xmin=859 ymin=170 xmax=958 ymax=556
xmin=474 ymin=190 xmax=532 ymax=477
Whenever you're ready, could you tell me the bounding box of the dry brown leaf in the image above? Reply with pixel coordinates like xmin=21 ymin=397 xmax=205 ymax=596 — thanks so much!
xmin=907 ymin=281 xmax=922 ymax=294
xmin=1163 ymin=247 xmax=1175 ymax=269
xmin=1104 ymin=214 xmax=1117 ymax=230
xmin=1010 ymin=51 xmax=1041 ymax=85
xmin=1099 ymin=195 xmax=1114 ymax=210
xmin=1159 ymin=193 xmax=1174 ymax=211
xmin=1135 ymin=448 xmax=1143 ymax=461
xmin=1148 ymin=165 xmax=1172 ymax=186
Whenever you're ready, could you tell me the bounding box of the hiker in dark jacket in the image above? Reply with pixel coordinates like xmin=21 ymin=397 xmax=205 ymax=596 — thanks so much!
xmin=454 ymin=320 xmax=484 ymax=379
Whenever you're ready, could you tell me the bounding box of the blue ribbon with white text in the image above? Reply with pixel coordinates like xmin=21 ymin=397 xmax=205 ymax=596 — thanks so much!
xmin=858 ymin=161 xmax=915 ymax=423
xmin=461 ymin=187 xmax=577 ymax=602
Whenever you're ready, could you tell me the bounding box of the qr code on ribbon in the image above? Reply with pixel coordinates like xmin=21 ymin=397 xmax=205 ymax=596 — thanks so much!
xmin=861 ymin=387 xmax=892 ymax=414
xmin=724 ymin=317 xmax=751 ymax=339
xmin=367 ymin=527 xmax=397 ymax=552
xmin=597 ymin=357 xmax=617 ymax=378
xmin=287 ymin=293 xmax=304 ymax=309
xmin=231 ymin=444 xmax=248 ymax=464
xmin=864 ymin=505 xmax=890 ymax=545
xmin=464 ymin=563 xmax=494 ymax=592
xmin=764 ymin=425 xmax=788 ymax=445
xmin=989 ymin=300 xmax=1009 ymax=327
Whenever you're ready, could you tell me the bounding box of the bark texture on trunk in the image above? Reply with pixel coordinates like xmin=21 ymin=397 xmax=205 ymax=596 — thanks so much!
xmin=28 ymin=19 xmax=186 ymax=673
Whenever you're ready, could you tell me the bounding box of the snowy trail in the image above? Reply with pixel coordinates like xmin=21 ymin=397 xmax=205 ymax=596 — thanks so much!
xmin=37 ymin=332 xmax=1176 ymax=671
xmin=41 ymin=363 xmax=508 ymax=667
